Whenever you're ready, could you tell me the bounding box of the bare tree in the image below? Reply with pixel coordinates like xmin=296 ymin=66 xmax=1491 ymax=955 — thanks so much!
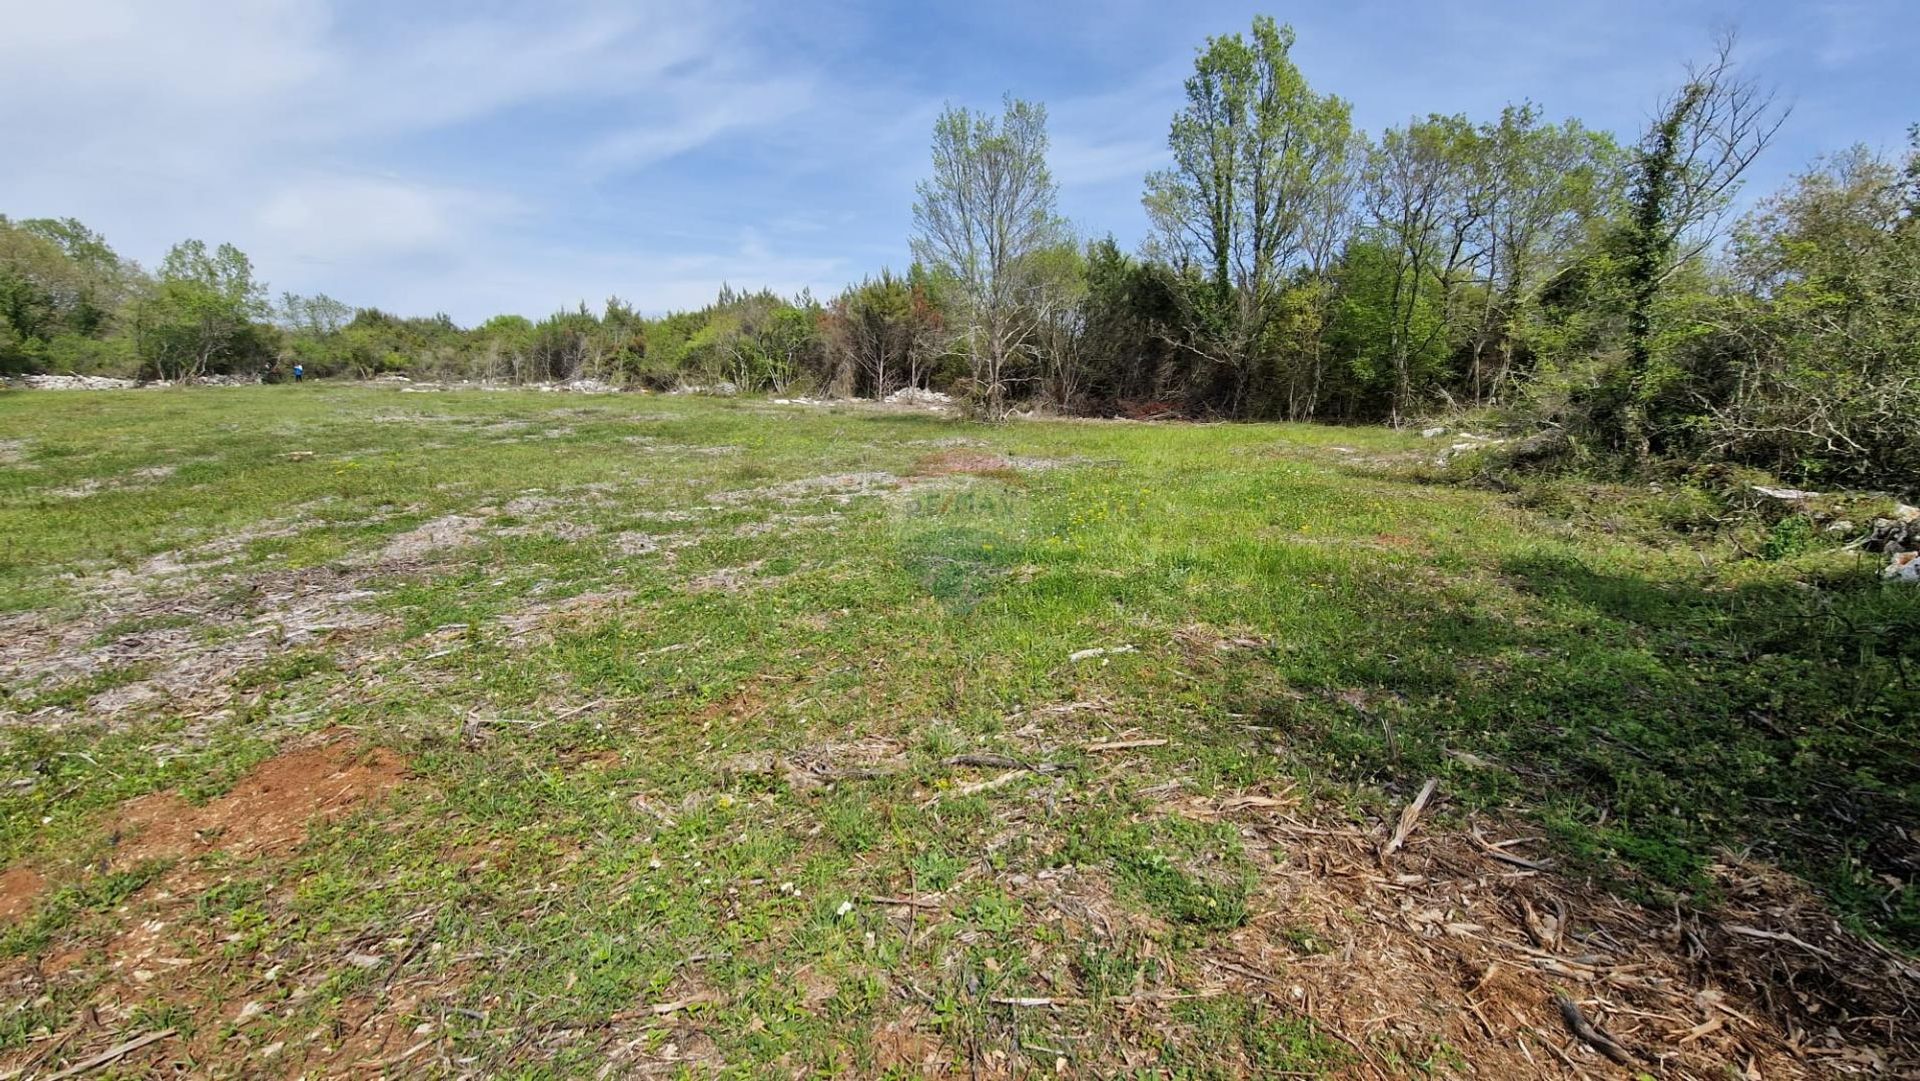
xmin=911 ymin=97 xmax=1064 ymax=419
xmin=1611 ymin=32 xmax=1786 ymax=452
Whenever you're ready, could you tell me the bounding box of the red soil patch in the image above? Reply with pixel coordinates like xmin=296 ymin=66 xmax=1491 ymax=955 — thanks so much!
xmin=116 ymin=736 xmax=409 ymax=866
xmin=913 ymin=450 xmax=1019 ymax=477
xmin=0 ymin=865 xmax=45 ymax=924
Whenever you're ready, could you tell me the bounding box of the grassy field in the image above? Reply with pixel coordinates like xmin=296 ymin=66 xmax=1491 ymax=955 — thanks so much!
xmin=0 ymin=386 xmax=1914 ymax=1078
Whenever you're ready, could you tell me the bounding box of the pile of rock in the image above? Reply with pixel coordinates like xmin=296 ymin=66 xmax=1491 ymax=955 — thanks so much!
xmin=668 ymin=381 xmax=739 ymax=397
xmin=1865 ymin=504 xmax=1920 ymax=582
xmin=884 ymin=386 xmax=954 ymax=406
xmin=5 ymin=374 xmax=143 ymax=390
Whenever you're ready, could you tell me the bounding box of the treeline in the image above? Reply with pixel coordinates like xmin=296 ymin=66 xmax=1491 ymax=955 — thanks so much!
xmin=2 ymin=18 xmax=1914 ymax=486
xmin=0 ymin=221 xmax=961 ymax=395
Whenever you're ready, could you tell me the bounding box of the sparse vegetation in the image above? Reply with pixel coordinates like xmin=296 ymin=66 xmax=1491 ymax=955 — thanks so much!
xmin=0 ymin=386 xmax=1913 ymax=1075
xmin=1 ymin=8 xmax=1916 ymax=1078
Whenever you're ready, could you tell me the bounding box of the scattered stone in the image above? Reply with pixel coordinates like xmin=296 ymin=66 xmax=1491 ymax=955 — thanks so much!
xmin=1420 ymin=426 xmax=1447 ymax=438
xmin=670 ymin=381 xmax=738 ymax=396
xmin=1753 ymin=485 xmax=1821 ymax=502
xmin=1068 ymin=644 xmax=1136 ymax=663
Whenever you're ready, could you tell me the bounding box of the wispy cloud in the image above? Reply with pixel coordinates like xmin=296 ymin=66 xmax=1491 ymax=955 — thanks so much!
xmin=0 ymin=0 xmax=1907 ymax=323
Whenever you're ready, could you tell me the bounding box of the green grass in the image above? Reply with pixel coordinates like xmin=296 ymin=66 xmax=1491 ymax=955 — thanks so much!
xmin=0 ymin=384 xmax=1914 ymax=1075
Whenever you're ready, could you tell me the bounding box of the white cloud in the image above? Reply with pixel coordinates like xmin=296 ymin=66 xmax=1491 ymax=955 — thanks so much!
xmin=0 ymin=0 xmax=861 ymax=320
xmin=254 ymin=175 xmax=518 ymax=263
xmin=582 ymin=72 xmax=819 ymax=173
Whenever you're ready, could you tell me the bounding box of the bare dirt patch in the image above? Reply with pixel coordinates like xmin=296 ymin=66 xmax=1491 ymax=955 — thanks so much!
xmin=47 ymin=463 xmax=176 ymax=500
xmin=493 ymin=589 xmax=638 ymax=641
xmin=375 ymin=514 xmax=489 ymax=562
xmin=709 ymin=471 xmax=902 ymax=507
xmin=0 ymin=563 xmax=391 ymax=726
xmin=688 ymin=561 xmax=783 ymax=594
xmin=613 ymin=530 xmax=664 ymax=555
xmin=116 ymin=736 xmax=409 ymax=865
xmin=499 ymin=520 xmax=599 ymax=541
xmin=913 ymin=449 xmax=1021 ymax=478
xmin=913 ymin=449 xmax=1078 ymax=477
xmin=0 ymin=865 xmax=46 ymax=923
xmin=0 ymin=738 xmax=414 ymax=1077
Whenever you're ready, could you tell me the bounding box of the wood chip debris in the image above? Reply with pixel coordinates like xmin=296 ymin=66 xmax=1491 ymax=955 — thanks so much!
xmin=1083 ymin=738 xmax=1168 ymax=753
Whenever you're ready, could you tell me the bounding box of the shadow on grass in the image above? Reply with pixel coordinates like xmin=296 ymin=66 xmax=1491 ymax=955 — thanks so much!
xmin=1251 ymin=548 xmax=1920 ymax=947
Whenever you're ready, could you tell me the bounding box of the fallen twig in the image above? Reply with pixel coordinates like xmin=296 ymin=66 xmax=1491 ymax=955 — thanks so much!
xmin=44 ymin=1029 xmax=176 ymax=1080
xmin=1723 ymin=923 xmax=1838 ymax=961
xmin=1083 ymin=738 xmax=1167 ymax=753
xmin=649 ymin=991 xmax=723 ymax=1014
xmin=1555 ymin=995 xmax=1635 ymax=1066
xmin=944 ymin=752 xmax=1063 ymax=773
xmin=1381 ymin=778 xmax=1438 ymax=861
xmin=951 ymin=769 xmax=1025 ymax=797
xmin=861 ymin=895 xmax=942 ymax=909
xmin=609 ymin=991 xmax=724 ymax=1022
xmin=989 ymin=987 xmax=1227 ymax=1009
xmin=1470 ymin=827 xmax=1553 ymax=871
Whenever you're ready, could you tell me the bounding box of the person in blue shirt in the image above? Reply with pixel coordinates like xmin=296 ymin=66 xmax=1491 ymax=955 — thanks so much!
xmin=293 ymin=363 xmax=305 ymax=383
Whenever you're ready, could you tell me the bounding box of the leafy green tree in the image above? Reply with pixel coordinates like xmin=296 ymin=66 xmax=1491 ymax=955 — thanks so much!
xmin=0 ymin=215 xmax=133 ymax=372
xmin=1359 ymin=114 xmax=1487 ymax=420
xmin=826 ymin=270 xmax=944 ymax=398
xmin=1325 ymin=239 xmax=1450 ymax=418
xmin=132 ymin=239 xmax=271 ymax=380
xmin=1463 ymin=106 xmax=1623 ymax=403
xmin=1143 ymin=17 xmax=1354 ymax=412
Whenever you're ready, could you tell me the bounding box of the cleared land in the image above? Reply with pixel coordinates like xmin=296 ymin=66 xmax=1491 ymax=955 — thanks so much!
xmin=0 ymin=387 xmax=1914 ymax=1078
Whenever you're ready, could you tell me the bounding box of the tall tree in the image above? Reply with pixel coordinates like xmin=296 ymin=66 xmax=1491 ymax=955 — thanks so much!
xmin=911 ymin=97 xmax=1065 ymax=418
xmin=0 ymin=215 xmax=130 ymax=371
xmin=1360 ymin=114 xmax=1486 ymax=419
xmin=1143 ymin=16 xmax=1354 ymax=412
xmin=133 ymin=240 xmax=270 ymax=381
xmin=1606 ymin=34 xmax=1783 ymax=454
xmin=1465 ymin=106 xmax=1622 ymax=403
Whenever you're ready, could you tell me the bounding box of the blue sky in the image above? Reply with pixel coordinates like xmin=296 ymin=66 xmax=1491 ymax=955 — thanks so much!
xmin=1 ymin=0 xmax=1911 ymax=324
